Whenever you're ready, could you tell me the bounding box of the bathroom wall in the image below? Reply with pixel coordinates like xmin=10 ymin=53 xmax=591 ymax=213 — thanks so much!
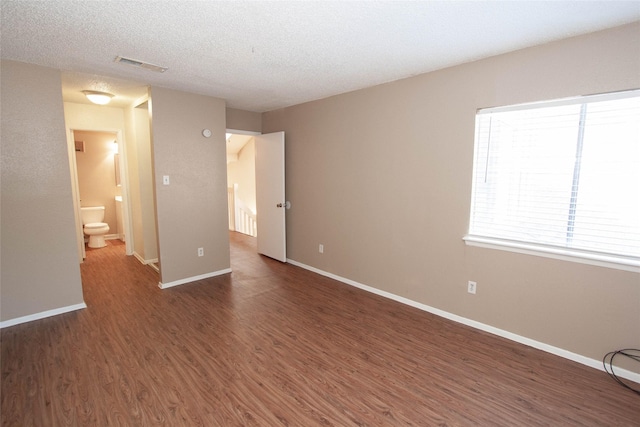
xmin=74 ymin=130 xmax=118 ymax=235
xmin=1 ymin=60 xmax=84 ymax=323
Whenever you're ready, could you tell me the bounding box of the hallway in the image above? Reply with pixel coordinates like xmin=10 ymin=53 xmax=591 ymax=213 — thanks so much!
xmin=2 ymin=233 xmax=638 ymax=425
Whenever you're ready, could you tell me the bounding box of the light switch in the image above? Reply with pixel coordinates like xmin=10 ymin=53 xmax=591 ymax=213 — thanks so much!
xmin=163 ymin=175 xmax=170 ymax=185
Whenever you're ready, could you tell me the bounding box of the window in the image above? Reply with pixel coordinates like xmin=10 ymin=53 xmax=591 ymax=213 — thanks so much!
xmin=465 ymin=90 xmax=640 ymax=270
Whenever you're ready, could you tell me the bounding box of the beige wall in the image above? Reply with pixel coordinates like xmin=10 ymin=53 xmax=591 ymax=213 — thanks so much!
xmin=226 ymin=107 xmax=262 ymax=133
xmin=262 ymin=23 xmax=640 ymax=366
xmin=150 ymin=87 xmax=230 ymax=284
xmin=1 ymin=60 xmax=84 ymax=321
xmin=227 ymin=138 xmax=257 ymax=214
xmin=74 ymin=130 xmax=118 ymax=234
xmin=64 ymin=102 xmax=126 ymax=132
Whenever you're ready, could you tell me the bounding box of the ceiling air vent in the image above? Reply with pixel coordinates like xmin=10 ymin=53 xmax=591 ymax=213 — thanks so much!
xmin=115 ymin=56 xmax=168 ymax=73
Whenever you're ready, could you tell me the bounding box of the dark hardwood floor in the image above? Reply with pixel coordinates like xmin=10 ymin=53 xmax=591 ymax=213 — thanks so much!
xmin=2 ymin=232 xmax=638 ymax=426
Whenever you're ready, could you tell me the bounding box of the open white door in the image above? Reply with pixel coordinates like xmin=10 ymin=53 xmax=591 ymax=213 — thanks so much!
xmin=255 ymin=131 xmax=287 ymax=262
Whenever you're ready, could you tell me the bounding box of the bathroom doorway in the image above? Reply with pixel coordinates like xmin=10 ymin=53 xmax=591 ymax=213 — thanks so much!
xmin=72 ymin=130 xmax=126 ymax=255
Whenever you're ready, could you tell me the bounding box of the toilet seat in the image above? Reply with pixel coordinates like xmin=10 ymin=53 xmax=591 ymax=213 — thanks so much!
xmin=85 ymin=222 xmax=108 ymax=230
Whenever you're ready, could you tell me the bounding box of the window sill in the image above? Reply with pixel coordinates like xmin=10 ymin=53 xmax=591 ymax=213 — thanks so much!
xmin=463 ymin=235 xmax=640 ymax=273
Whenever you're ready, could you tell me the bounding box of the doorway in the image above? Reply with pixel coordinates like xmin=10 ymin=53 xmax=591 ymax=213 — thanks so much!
xmin=72 ymin=130 xmax=124 ymax=252
xmin=226 ymin=130 xmax=259 ymax=237
xmin=226 ymin=130 xmax=288 ymax=262
xmin=68 ymin=128 xmax=129 ymax=262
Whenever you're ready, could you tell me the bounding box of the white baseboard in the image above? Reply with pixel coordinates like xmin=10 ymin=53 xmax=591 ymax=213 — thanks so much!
xmin=0 ymin=302 xmax=87 ymax=329
xmin=287 ymin=258 xmax=640 ymax=385
xmin=133 ymin=251 xmax=158 ymax=265
xmin=84 ymin=235 xmax=121 ymax=243
xmin=158 ymin=268 xmax=232 ymax=289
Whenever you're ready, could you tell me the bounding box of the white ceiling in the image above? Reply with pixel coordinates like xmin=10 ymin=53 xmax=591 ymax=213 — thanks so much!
xmin=2 ymin=1 xmax=639 ymax=112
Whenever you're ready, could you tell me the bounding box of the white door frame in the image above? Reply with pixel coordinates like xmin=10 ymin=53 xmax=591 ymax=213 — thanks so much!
xmin=226 ymin=128 xmax=261 ymax=236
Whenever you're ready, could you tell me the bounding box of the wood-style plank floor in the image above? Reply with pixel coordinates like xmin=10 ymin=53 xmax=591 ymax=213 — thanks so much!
xmin=2 ymin=232 xmax=638 ymax=426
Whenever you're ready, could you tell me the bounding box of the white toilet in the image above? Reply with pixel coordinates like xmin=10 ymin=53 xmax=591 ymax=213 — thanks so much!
xmin=80 ymin=206 xmax=110 ymax=248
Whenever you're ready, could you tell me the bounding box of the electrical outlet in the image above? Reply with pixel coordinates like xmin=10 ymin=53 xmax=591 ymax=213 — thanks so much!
xmin=319 ymin=244 xmax=324 ymax=254
xmin=468 ymin=281 xmax=477 ymax=294
xmin=198 ymin=247 xmax=204 ymax=257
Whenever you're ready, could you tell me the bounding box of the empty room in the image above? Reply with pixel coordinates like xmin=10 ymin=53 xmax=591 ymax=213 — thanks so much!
xmin=1 ymin=1 xmax=639 ymax=425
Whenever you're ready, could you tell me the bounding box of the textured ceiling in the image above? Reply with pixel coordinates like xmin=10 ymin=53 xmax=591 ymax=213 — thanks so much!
xmin=1 ymin=1 xmax=639 ymax=112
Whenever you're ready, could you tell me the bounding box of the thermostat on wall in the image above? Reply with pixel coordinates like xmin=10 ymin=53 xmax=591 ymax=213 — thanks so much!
xmin=202 ymin=129 xmax=212 ymax=138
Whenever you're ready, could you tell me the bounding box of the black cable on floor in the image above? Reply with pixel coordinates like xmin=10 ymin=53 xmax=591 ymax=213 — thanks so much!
xmin=603 ymin=349 xmax=640 ymax=396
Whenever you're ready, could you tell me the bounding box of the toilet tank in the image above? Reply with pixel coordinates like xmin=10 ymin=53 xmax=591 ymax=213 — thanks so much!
xmin=80 ymin=206 xmax=105 ymax=224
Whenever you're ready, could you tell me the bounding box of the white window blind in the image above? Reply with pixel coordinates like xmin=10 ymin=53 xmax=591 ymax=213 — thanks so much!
xmin=466 ymin=90 xmax=640 ymax=269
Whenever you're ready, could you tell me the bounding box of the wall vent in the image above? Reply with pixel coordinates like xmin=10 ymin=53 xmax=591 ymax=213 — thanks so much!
xmin=115 ymin=56 xmax=168 ymax=73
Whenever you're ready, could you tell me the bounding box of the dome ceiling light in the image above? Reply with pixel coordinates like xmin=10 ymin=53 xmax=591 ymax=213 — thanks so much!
xmin=82 ymin=90 xmax=114 ymax=105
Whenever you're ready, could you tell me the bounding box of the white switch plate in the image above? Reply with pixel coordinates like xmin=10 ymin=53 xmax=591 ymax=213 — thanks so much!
xmin=319 ymin=244 xmax=324 ymax=254
xmin=198 ymin=247 xmax=204 ymax=257
xmin=468 ymin=281 xmax=477 ymax=294
xmin=163 ymin=175 xmax=170 ymax=185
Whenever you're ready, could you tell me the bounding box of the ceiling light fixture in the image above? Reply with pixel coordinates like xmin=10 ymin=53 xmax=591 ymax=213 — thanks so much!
xmin=82 ymin=90 xmax=114 ymax=105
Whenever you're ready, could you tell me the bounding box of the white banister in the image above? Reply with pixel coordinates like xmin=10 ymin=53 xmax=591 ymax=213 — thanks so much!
xmin=234 ymin=197 xmax=257 ymax=237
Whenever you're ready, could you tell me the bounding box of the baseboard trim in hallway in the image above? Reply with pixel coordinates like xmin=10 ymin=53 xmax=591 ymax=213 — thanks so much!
xmin=132 ymin=251 xmax=158 ymax=266
xmin=287 ymin=258 xmax=640 ymax=385
xmin=0 ymin=302 xmax=87 ymax=329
